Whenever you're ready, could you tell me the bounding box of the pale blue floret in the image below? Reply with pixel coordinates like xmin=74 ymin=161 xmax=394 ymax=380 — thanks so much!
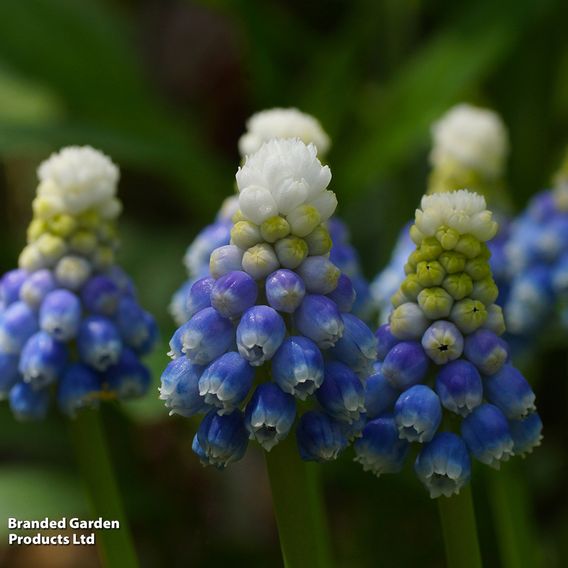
xmin=57 ymin=363 xmax=102 ymax=417
xmin=244 ymin=383 xmax=296 ymax=450
xmin=329 ymin=313 xmax=377 ymax=376
xmin=0 ymin=269 xmax=28 ymax=308
xmin=236 ymin=305 xmax=286 ymax=366
xmin=315 ymin=361 xmax=366 ymax=424
xmin=508 ymin=412 xmax=543 ymax=456
xmin=19 ymin=269 xmax=57 ymax=309
xmin=9 ymin=381 xmax=50 ymax=421
xmin=265 ymin=269 xmax=306 ymax=313
xmin=296 ymin=410 xmax=347 ymax=462
xmin=271 ymin=336 xmax=324 ymax=399
xmin=327 ymin=273 xmax=356 ymax=312
xmin=159 ymin=357 xmax=207 ymax=417
xmin=435 ymin=359 xmax=483 ymax=417
xmin=77 ymin=315 xmax=122 ymax=371
xmin=210 ymin=270 xmax=258 ymax=318
xmin=0 ymin=352 xmax=20 ymax=398
xmin=39 ymin=289 xmax=82 ymax=341
xmin=194 ymin=409 xmax=248 ymax=469
xmin=81 ymin=275 xmax=121 ymax=316
xmin=115 ymin=297 xmax=157 ymax=355
xmin=364 ymin=363 xmax=400 ymax=420
xmin=19 ymin=331 xmax=68 ymax=389
xmin=294 ymin=294 xmax=344 ymax=348
xmin=461 ymin=403 xmax=514 ymax=468
xmin=180 ymin=307 xmax=234 ymax=365
xmin=0 ymin=302 xmax=38 ymax=354
xmin=484 ymin=364 xmax=536 ymax=420
xmin=105 ymin=348 xmax=151 ymax=399
xmin=198 ymin=351 xmax=254 ymax=413
xmin=394 ymin=385 xmax=442 ymax=443
xmin=381 ymin=340 xmax=429 ymax=390
xmin=414 ymin=432 xmax=471 ymax=498
xmin=354 ymin=414 xmax=409 ymax=476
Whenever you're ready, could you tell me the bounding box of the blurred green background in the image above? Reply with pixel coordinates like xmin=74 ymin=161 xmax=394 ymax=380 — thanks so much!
xmin=1 ymin=0 xmax=568 ymax=566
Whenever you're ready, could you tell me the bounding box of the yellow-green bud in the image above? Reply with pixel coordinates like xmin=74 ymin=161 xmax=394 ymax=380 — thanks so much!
xmin=407 ymin=249 xmax=427 ymax=271
xmin=32 ymin=196 xmax=60 ymax=220
xmin=471 ymin=277 xmax=499 ymax=306
xmin=27 ymin=219 xmax=47 ymax=243
xmin=439 ymin=251 xmax=466 ymax=274
xmin=232 ymin=209 xmax=247 ymax=224
xmin=231 ymin=221 xmax=262 ymax=249
xmin=416 ymin=260 xmax=445 ymax=287
xmin=304 ymin=225 xmax=332 ymax=256
xmin=409 ymin=224 xmax=424 ymax=246
xmin=465 ymin=257 xmax=491 ymax=280
xmin=435 ymin=226 xmax=460 ymax=250
xmin=97 ymin=222 xmax=118 ymax=244
xmin=69 ymin=230 xmax=98 ymax=255
xmin=260 ymin=216 xmax=290 ymax=243
xmin=484 ymin=304 xmax=506 ymax=336
xmin=400 ymin=274 xmax=423 ymax=300
xmin=274 ymin=236 xmax=308 ymax=269
xmin=454 ymin=234 xmax=481 ymax=259
xmin=35 ymin=233 xmax=67 ymax=264
xmin=286 ymin=205 xmax=321 ymax=237
xmin=77 ymin=210 xmax=100 ymax=230
xmin=391 ymin=289 xmax=410 ymax=309
xmin=442 ymin=273 xmax=473 ymax=300
xmin=242 ymin=243 xmax=279 ymax=279
xmin=92 ymin=246 xmax=115 ymax=270
xmin=18 ymin=244 xmax=44 ymax=271
xmin=450 ymin=299 xmax=487 ymax=334
xmin=478 ymin=243 xmax=492 ymax=260
xmin=47 ymin=214 xmax=77 ymax=238
xmin=417 ymin=287 xmax=454 ymax=319
xmin=419 ymin=237 xmax=443 ymax=260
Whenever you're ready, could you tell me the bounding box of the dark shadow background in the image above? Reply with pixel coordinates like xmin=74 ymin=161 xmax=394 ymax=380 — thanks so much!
xmin=1 ymin=0 xmax=568 ymax=566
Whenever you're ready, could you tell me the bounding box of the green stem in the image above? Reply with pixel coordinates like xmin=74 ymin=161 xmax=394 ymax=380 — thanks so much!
xmin=69 ymin=409 xmax=138 ymax=568
xmin=437 ymin=485 xmax=482 ymax=568
xmin=265 ymin=435 xmax=334 ymax=568
xmin=487 ymin=463 xmax=537 ymax=568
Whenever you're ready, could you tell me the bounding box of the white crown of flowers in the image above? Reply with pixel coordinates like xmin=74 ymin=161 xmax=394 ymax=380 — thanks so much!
xmin=238 ymin=108 xmax=331 ymax=158
xmin=235 ymin=138 xmax=336 ymax=226
xmin=415 ymin=189 xmax=498 ymax=242
xmin=36 ymin=146 xmax=120 ymax=217
xmin=430 ymin=103 xmax=509 ymax=179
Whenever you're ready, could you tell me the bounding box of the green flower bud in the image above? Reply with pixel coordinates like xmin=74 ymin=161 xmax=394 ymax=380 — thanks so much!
xmin=274 ymin=236 xmax=308 ymax=269
xmin=19 ymin=244 xmax=44 ymax=271
xmin=92 ymin=246 xmax=115 ymax=270
xmin=409 ymin=224 xmax=424 ymax=246
xmin=454 ymin=234 xmax=481 ymax=259
xmin=231 ymin=221 xmax=262 ymax=249
xmin=478 ymin=243 xmax=492 ymax=260
xmin=77 ymin=210 xmax=100 ymax=230
xmin=435 ymin=226 xmax=460 ymax=250
xmin=260 ymin=216 xmax=290 ymax=243
xmin=483 ymin=304 xmax=506 ymax=336
xmin=304 ymin=225 xmax=332 ymax=255
xmin=439 ymin=251 xmax=466 ymax=274
xmin=416 ymin=260 xmax=445 ymax=287
xmin=400 ymin=274 xmax=423 ymax=300
xmin=97 ymin=222 xmax=118 ymax=244
xmin=232 ymin=209 xmax=247 ymax=224
xmin=471 ymin=277 xmax=499 ymax=306
xmin=390 ymin=302 xmax=430 ymax=340
xmin=391 ymin=289 xmax=411 ymax=309
xmin=27 ymin=219 xmax=47 ymax=242
xmin=69 ymin=230 xmax=98 ymax=255
xmin=417 ymin=287 xmax=454 ymax=319
xmin=450 ymin=298 xmax=487 ymax=334
xmin=47 ymin=214 xmax=77 ymax=238
xmin=419 ymin=237 xmax=443 ymax=260
xmin=35 ymin=233 xmax=67 ymax=264
xmin=442 ymin=273 xmax=473 ymax=300
xmin=286 ymin=204 xmax=321 ymax=237
xmin=465 ymin=257 xmax=491 ymax=280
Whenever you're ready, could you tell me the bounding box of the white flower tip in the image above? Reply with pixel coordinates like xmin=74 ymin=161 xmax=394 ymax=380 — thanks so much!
xmin=36 ymin=146 xmax=120 ymax=216
xmin=430 ymin=103 xmax=509 ymax=178
xmin=238 ymin=107 xmax=330 ymax=158
xmin=416 ymin=189 xmax=497 ymax=241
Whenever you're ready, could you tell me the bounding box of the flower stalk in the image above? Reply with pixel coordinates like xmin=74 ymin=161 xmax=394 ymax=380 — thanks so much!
xmin=69 ymin=409 xmax=138 ymax=568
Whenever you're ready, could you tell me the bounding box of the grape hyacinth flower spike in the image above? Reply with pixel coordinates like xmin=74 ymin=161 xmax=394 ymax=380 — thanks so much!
xmin=503 ymin=149 xmax=568 ymax=347
xmin=0 ymin=146 xmax=157 ymax=566
xmin=0 ymin=146 xmax=157 ymax=416
xmin=371 ymin=104 xmax=511 ymax=324
xmin=356 ymin=190 xmax=541 ymax=495
xmin=170 ymin=107 xmax=373 ymax=326
xmin=162 ymin=137 xmax=377 ymax=465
